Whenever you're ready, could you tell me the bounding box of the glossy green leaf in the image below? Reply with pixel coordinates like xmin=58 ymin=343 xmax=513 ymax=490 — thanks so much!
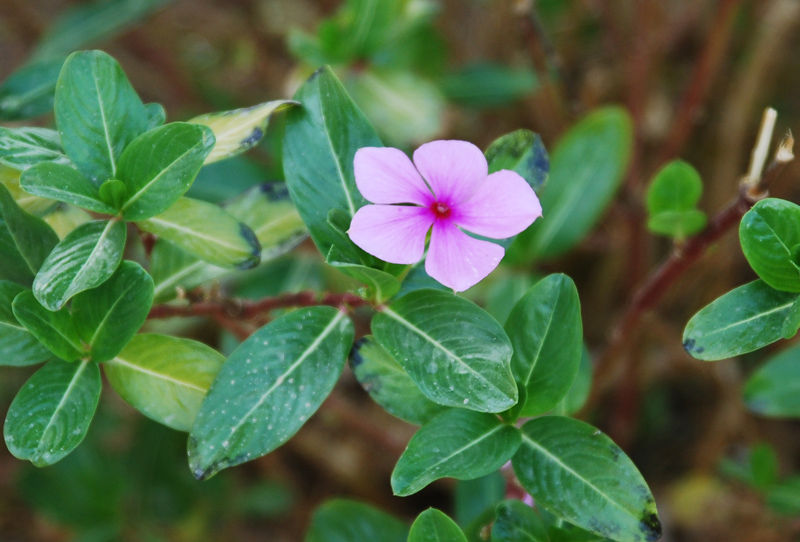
xmin=780 ymin=296 xmax=800 ymax=339
xmin=513 ymin=108 xmax=632 ymax=261
xmin=97 ymin=179 xmax=127 ymax=210
xmin=409 ymin=509 xmax=467 ymax=542
xmin=55 ymin=50 xmax=148 ymax=185
xmin=149 ymin=240 xmax=227 ymax=303
xmin=485 ymin=129 xmax=549 ymax=194
xmin=305 ymin=499 xmax=408 ymax=542
xmin=552 ymin=345 xmax=592 ymax=416
xmin=373 ymin=289 xmax=517 ymax=413
xmin=145 ymin=102 xmax=166 ymax=129
xmin=0 ymin=58 xmax=64 ymax=121
xmin=4 ymin=359 xmax=101 ymax=466
xmin=442 ymin=63 xmax=538 ymax=108
xmin=505 ymin=274 xmax=582 ymax=417
xmin=512 ymin=416 xmax=661 ymax=542
xmin=0 ymin=182 xmax=60 ymax=284
xmin=189 ymin=306 xmax=354 ymax=479
xmin=328 ymin=247 xmax=401 ymax=303
xmin=739 ymin=198 xmax=800 ymax=292
xmin=0 ymin=281 xmax=52 ymax=366
xmin=138 ymin=197 xmax=260 ymax=269
xmin=683 ymin=279 xmax=798 ymax=361
xmin=2 ymin=171 xmax=60 ymax=216
xmin=0 ymin=127 xmax=70 ymax=171
xmin=33 ymin=219 xmax=126 ymax=311
xmin=393 ymin=409 xmax=520 ymax=496
xmin=283 ymin=66 xmax=381 ymax=257
xmin=21 ymin=163 xmax=116 ymax=214
xmin=189 ymin=100 xmax=297 ymax=164
xmin=12 ymin=290 xmax=83 ymax=362
xmin=118 ymin=122 xmax=215 ymax=220
xmin=491 ymin=500 xmax=548 ymax=542
xmin=743 ymin=343 xmax=800 ymax=417
xmin=350 ymin=336 xmax=447 ymax=425
xmin=71 ymin=261 xmax=153 ymax=362
xmin=647 ymin=210 xmax=707 ymax=240
xmin=104 ymin=334 xmax=224 ymax=432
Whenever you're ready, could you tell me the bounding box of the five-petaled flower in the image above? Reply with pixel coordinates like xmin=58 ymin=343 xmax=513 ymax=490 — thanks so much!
xmin=347 ymin=140 xmax=542 ymax=292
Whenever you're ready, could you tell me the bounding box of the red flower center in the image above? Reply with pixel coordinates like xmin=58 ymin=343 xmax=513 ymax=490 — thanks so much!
xmin=432 ymin=201 xmax=451 ymax=219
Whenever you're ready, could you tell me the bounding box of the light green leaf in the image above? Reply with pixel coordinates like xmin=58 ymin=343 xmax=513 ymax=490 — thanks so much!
xmin=145 ymin=102 xmax=166 ymax=129
xmin=0 ymin=182 xmax=60 ymax=284
xmin=392 ymin=409 xmax=521 ymax=496
xmin=305 ymin=499 xmax=408 ymax=542
xmin=283 ymin=66 xmax=381 ymax=257
xmin=646 ymin=160 xmax=703 ymax=215
xmin=33 ymin=219 xmax=126 ymax=311
xmin=55 ymin=50 xmax=148 ymax=185
xmin=149 ymin=240 xmax=227 ymax=303
xmin=350 ymin=336 xmax=446 ymax=425
xmin=0 ymin=58 xmax=64 ymax=121
xmin=118 ymin=122 xmax=215 ymax=220
xmin=409 ymin=509 xmax=468 ymax=542
xmin=189 ymin=306 xmax=354 ymax=479
xmin=373 ymin=289 xmax=517 ymax=413
xmin=2 ymin=172 xmax=60 ymax=216
xmin=104 ymin=334 xmax=224 ymax=432
xmin=21 ymin=163 xmax=117 ymax=214
xmin=491 ymin=500 xmax=548 ymax=542
xmin=43 ymin=204 xmax=92 ymax=239
xmin=683 ymin=279 xmax=799 ymax=361
xmin=505 ymin=274 xmax=583 ymax=417
xmin=71 ymin=260 xmax=153 ymax=362
xmin=0 ymin=281 xmax=52 ymax=366
xmin=512 ymin=107 xmax=632 ymax=261
xmin=739 ymin=198 xmax=800 ymax=292
xmin=552 ymin=345 xmax=592 ymax=416
xmin=485 ymin=129 xmax=549 ymax=194
xmin=4 ymin=359 xmax=101 ymax=466
xmin=647 ymin=209 xmax=707 ymax=240
xmin=189 ymin=100 xmax=297 ymax=164
xmin=743 ymin=343 xmax=800 ymax=417
xmin=12 ymin=290 xmax=84 ymax=362
xmin=0 ymin=127 xmax=70 ymax=171
xmin=442 ymin=63 xmax=538 ymax=108
xmin=328 ymin=246 xmax=401 ymax=303
xmin=512 ymin=416 xmax=661 ymax=542
xmin=97 ymin=178 xmax=127 ymax=210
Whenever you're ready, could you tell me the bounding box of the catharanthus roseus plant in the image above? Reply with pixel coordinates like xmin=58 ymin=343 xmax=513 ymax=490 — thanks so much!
xmin=0 ymin=49 xmax=663 ymax=542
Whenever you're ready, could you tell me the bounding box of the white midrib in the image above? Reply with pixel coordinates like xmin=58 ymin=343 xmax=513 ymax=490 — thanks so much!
xmin=320 ymin=104 xmax=356 ymax=216
xmin=87 ymin=282 xmax=137 ymax=348
xmin=68 ymin=220 xmax=118 ymax=294
xmin=38 ymin=360 xmax=90 ymax=450
xmin=91 ymin=66 xmax=116 ymax=178
xmin=224 ymin=311 xmax=346 ymax=438
xmin=520 ymin=433 xmax=638 ymax=519
xmin=121 ymin=143 xmax=200 ymax=214
xmin=108 ymin=356 xmax=206 ymax=392
xmin=152 ymin=260 xmax=213 ymax=299
xmin=705 ymin=300 xmax=795 ymax=336
xmin=8 ymin=137 xmax=67 ymax=160
xmin=522 ymin=288 xmax=560 ymax=388
xmin=143 ymin=217 xmax=245 ymax=253
xmin=255 ymin=212 xmax=300 ymax=239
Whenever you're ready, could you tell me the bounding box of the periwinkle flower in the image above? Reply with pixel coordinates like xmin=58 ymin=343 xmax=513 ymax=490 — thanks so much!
xmin=347 ymin=140 xmax=542 ymax=292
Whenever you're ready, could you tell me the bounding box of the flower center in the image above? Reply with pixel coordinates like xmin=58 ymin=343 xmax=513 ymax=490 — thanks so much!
xmin=432 ymin=201 xmax=451 ymax=219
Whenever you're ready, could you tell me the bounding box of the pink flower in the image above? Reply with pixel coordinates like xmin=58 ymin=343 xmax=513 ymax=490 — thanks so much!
xmin=347 ymin=140 xmax=542 ymax=292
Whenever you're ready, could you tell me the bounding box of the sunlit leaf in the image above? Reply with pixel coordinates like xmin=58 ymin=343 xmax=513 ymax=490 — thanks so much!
xmin=0 ymin=127 xmax=70 ymax=171
xmin=21 ymin=163 xmax=116 ymax=214
xmin=739 ymin=198 xmax=800 ymax=292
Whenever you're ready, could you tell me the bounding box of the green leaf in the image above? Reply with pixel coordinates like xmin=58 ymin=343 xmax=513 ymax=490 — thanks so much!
xmin=373 ymin=289 xmax=517 ymax=413
xmin=118 ymin=122 xmax=216 ymax=220
xmin=145 ymin=102 xmax=166 ymax=129
xmin=683 ymin=279 xmax=798 ymax=361
xmin=188 ymin=100 xmax=298 ymax=164
xmin=512 ymin=416 xmax=661 ymax=542
xmin=767 ymin=477 xmax=800 ymax=516
xmin=149 ymin=240 xmax=227 ymax=303
xmin=455 ymin=472 xmax=506 ymax=527
xmin=2 ymin=171 xmax=61 ymax=216
xmin=0 ymin=127 xmax=70 ymax=171
xmin=283 ymin=66 xmax=381 ymax=257
xmin=743 ymin=343 xmax=800 ymax=417
xmin=780 ymin=296 xmax=800 ymax=339
xmin=739 ymin=198 xmax=800 ymax=292
xmin=350 ymin=336 xmax=447 ymax=425
xmin=409 ymin=509 xmax=468 ymax=542
xmin=104 ymin=334 xmax=224 ymax=432
xmin=43 ymin=204 xmax=92 ymax=239
xmin=20 ymin=163 xmax=117 ymax=214
xmin=305 ymin=499 xmax=408 ymax=542
xmin=4 ymin=359 xmax=101 ymax=466
xmin=98 ymin=179 xmax=127 ymax=210
xmin=552 ymin=345 xmax=592 ymax=416
xmin=0 ymin=58 xmax=64 ymax=121
xmin=505 ymin=274 xmax=583 ymax=417
xmin=512 ymin=107 xmax=632 ymax=261
xmin=33 ymin=219 xmax=126 ymax=311
xmin=328 ymin=247 xmax=401 ymax=303
xmin=0 ymin=281 xmax=52 ymax=366
xmin=189 ymin=306 xmax=354 ymax=480
xmin=645 ymin=160 xmax=703 ymax=215
xmin=442 ymin=63 xmax=538 ymax=108
xmin=0 ymin=182 xmax=60 ymax=284
xmin=491 ymin=500 xmax=548 ymax=542
xmin=749 ymin=443 xmax=779 ymax=490
xmin=392 ymin=409 xmax=521 ymax=496
xmin=55 ymin=50 xmax=148 ymax=185
xmin=71 ymin=261 xmax=153 ymax=362
xmin=137 ymin=197 xmax=260 ymax=269
xmin=485 ymin=129 xmax=549 ymax=194
xmin=647 ymin=210 xmax=707 ymax=240
xmin=12 ymin=290 xmax=84 ymax=362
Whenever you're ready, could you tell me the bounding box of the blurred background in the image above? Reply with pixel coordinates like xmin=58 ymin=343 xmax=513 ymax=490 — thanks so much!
xmin=2 ymin=0 xmax=800 ymax=540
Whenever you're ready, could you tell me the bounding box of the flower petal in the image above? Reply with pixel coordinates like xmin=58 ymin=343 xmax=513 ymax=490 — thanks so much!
xmin=425 ymin=219 xmax=505 ymax=292
xmin=455 ymin=170 xmax=543 ymax=239
xmin=413 ymin=140 xmax=488 ymax=205
xmin=348 ymin=204 xmax=434 ymax=264
xmin=354 ymin=147 xmax=433 ymax=205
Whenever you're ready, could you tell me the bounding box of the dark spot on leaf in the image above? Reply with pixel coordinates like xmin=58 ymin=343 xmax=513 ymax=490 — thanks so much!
xmin=309 ymin=66 xmax=325 ymax=82
xmin=240 ymin=127 xmax=263 ymax=148
xmin=608 ymin=443 xmax=621 ymax=461
xmin=682 ymin=338 xmax=704 ymax=354
xmin=640 ymin=510 xmax=662 ymax=541
xmin=349 ymin=337 xmax=368 ymax=369
xmin=235 ymin=224 xmax=262 ymax=270
xmin=259 ymin=182 xmax=290 ymax=201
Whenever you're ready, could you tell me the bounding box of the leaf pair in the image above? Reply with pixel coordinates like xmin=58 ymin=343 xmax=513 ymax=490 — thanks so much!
xmin=645 ymin=160 xmax=707 ymax=240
